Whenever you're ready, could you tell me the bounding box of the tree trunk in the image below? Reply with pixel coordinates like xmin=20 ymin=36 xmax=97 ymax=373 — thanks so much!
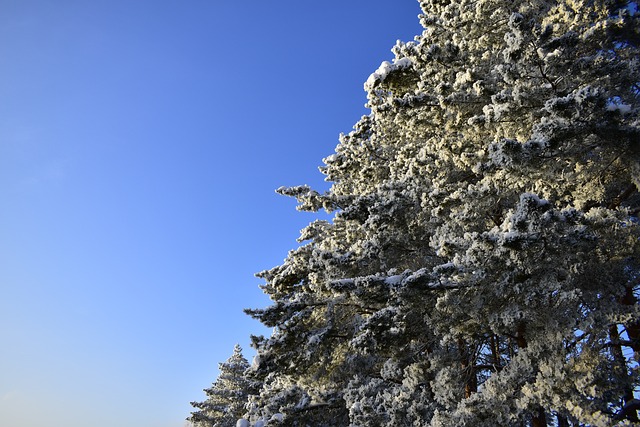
xmin=556 ymin=413 xmax=569 ymax=427
xmin=516 ymin=324 xmax=548 ymax=427
xmin=621 ymin=285 xmax=640 ymax=354
xmin=516 ymin=323 xmax=528 ymax=350
xmin=531 ymin=406 xmax=547 ymax=427
xmin=491 ymin=334 xmax=502 ymax=372
xmin=458 ymin=338 xmax=478 ymax=398
xmin=609 ymin=325 xmax=639 ymax=422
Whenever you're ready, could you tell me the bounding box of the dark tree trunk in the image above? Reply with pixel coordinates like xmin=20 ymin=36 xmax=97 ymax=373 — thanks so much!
xmin=516 ymin=324 xmax=548 ymax=427
xmin=621 ymin=285 xmax=640 ymax=354
xmin=609 ymin=325 xmax=639 ymax=422
xmin=458 ymin=338 xmax=478 ymax=398
xmin=531 ymin=406 xmax=548 ymax=427
xmin=491 ymin=334 xmax=502 ymax=371
xmin=556 ymin=413 xmax=569 ymax=427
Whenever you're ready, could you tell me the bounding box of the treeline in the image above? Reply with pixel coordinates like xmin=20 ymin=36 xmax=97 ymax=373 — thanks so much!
xmin=189 ymin=1 xmax=640 ymax=426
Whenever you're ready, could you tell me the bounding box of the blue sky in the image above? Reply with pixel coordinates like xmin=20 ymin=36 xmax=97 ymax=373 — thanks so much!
xmin=0 ymin=1 xmax=422 ymax=426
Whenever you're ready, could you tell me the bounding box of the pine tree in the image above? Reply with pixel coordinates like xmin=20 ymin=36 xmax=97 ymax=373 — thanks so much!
xmin=189 ymin=345 xmax=256 ymax=427
xmin=245 ymin=1 xmax=639 ymax=426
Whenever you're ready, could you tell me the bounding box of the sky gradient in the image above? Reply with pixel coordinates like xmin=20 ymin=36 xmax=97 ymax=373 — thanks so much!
xmin=0 ymin=1 xmax=423 ymax=426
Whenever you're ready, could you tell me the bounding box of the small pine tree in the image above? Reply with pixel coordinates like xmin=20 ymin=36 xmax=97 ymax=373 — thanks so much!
xmin=188 ymin=345 xmax=255 ymax=427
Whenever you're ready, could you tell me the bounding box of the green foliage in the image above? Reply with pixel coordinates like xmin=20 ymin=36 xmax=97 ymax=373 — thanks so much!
xmin=189 ymin=345 xmax=257 ymax=427
xmin=242 ymin=1 xmax=640 ymax=426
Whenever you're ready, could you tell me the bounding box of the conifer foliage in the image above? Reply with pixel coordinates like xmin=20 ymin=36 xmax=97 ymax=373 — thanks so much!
xmin=188 ymin=345 xmax=256 ymax=427
xmin=213 ymin=1 xmax=639 ymax=426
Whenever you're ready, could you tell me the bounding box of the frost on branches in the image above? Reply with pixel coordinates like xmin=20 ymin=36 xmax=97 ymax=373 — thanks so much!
xmin=188 ymin=345 xmax=257 ymax=427
xmin=241 ymin=1 xmax=640 ymax=426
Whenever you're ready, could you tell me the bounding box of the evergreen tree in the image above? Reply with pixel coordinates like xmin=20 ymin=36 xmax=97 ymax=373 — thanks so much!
xmin=245 ymin=1 xmax=639 ymax=426
xmin=189 ymin=345 xmax=256 ymax=427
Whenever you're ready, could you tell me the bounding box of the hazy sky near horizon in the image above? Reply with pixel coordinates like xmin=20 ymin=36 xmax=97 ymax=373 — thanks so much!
xmin=0 ymin=1 xmax=422 ymax=426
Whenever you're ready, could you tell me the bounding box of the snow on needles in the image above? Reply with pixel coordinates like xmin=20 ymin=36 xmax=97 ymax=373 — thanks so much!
xmin=364 ymin=57 xmax=413 ymax=92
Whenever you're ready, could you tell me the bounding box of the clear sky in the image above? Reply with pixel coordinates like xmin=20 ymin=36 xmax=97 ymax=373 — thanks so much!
xmin=0 ymin=1 xmax=422 ymax=426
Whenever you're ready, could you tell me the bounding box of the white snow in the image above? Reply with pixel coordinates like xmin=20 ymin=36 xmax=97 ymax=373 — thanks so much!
xmin=364 ymin=58 xmax=413 ymax=92
xmin=606 ymin=102 xmax=632 ymax=114
xmin=384 ymin=274 xmax=404 ymax=285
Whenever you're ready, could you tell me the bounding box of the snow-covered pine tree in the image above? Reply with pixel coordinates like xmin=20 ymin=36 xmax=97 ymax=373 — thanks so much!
xmin=245 ymin=0 xmax=639 ymax=426
xmin=188 ymin=345 xmax=256 ymax=427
